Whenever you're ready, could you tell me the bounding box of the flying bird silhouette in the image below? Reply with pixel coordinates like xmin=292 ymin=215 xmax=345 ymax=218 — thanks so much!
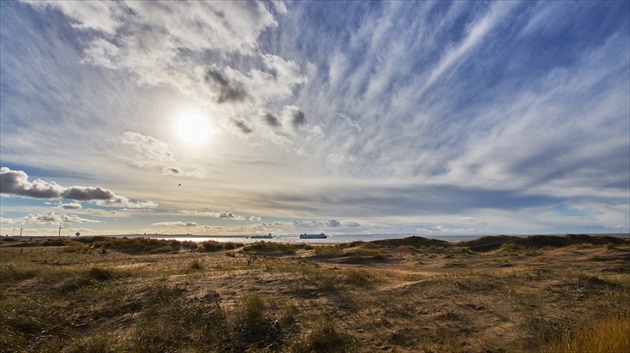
xmin=178 ymin=184 xmax=181 ymax=187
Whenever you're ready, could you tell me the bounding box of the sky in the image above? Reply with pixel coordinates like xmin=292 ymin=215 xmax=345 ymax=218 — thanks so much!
xmin=1 ymin=1 xmax=629 ymax=237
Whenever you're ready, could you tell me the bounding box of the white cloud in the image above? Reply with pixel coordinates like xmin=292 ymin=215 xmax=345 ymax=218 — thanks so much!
xmin=1 ymin=167 xmax=157 ymax=209
xmin=60 ymin=202 xmax=82 ymax=210
xmin=30 ymin=1 xmax=308 ymax=144
xmin=152 ymin=221 xmax=197 ymax=227
xmin=118 ymin=132 xmax=174 ymax=166
xmin=0 ymin=217 xmax=23 ymax=225
xmin=25 ymin=210 xmax=100 ymax=225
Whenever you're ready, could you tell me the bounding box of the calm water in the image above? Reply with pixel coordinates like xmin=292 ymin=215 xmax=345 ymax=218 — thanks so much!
xmin=126 ymin=233 xmax=629 ymax=244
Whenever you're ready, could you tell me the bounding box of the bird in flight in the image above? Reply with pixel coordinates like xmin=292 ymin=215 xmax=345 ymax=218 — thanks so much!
xmin=178 ymin=184 xmax=181 ymax=187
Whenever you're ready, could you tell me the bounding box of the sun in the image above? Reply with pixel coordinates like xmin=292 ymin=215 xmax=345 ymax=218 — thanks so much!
xmin=176 ymin=110 xmax=213 ymax=145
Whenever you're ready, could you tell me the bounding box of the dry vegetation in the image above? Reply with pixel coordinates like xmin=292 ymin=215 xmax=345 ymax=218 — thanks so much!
xmin=1 ymin=235 xmax=629 ymax=353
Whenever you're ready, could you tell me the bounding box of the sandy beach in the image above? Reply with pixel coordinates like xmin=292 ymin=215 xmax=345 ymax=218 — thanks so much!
xmin=1 ymin=234 xmax=628 ymax=353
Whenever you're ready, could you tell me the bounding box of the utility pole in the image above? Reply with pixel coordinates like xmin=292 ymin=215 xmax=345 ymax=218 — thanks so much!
xmin=20 ymin=227 xmax=23 ymax=236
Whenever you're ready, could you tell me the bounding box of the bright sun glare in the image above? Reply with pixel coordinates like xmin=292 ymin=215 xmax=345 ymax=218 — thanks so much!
xmin=176 ymin=110 xmax=212 ymax=145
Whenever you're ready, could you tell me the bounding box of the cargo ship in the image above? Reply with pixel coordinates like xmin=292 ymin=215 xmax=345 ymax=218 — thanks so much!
xmin=250 ymin=233 xmax=273 ymax=239
xmin=299 ymin=233 xmax=327 ymax=239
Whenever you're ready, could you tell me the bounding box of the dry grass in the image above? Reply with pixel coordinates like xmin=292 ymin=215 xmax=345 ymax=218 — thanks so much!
xmin=1 ymin=236 xmax=628 ymax=353
xmin=543 ymin=314 xmax=630 ymax=353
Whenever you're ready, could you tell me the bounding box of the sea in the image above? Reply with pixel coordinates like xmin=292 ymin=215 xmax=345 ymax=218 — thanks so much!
xmin=112 ymin=233 xmax=630 ymax=244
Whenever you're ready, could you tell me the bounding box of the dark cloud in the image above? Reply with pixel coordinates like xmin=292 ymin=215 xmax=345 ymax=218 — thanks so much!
xmin=291 ymin=110 xmax=306 ymax=128
xmin=61 ymin=186 xmax=116 ymax=201
xmin=0 ymin=167 xmax=63 ymax=198
xmin=0 ymin=167 xmax=157 ymax=208
xmin=162 ymin=167 xmax=183 ymax=176
xmin=282 ymin=106 xmax=306 ymax=129
xmin=230 ymin=117 xmax=254 ymax=134
xmin=204 ymin=66 xmax=248 ymax=103
xmin=261 ymin=110 xmax=282 ymax=128
xmin=326 ymin=219 xmax=341 ymax=227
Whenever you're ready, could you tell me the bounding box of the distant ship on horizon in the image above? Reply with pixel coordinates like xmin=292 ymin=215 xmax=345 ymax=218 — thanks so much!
xmin=299 ymin=233 xmax=327 ymax=239
xmin=250 ymin=233 xmax=274 ymax=239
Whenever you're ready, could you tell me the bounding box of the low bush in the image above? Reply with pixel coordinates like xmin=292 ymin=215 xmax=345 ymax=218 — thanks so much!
xmin=189 ymin=260 xmax=203 ymax=270
xmin=292 ymin=315 xmax=355 ymax=353
xmin=87 ymin=267 xmax=115 ymax=281
xmin=200 ymin=240 xmax=241 ymax=252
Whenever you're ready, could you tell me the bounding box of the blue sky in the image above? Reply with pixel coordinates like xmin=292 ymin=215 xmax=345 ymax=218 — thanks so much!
xmin=1 ymin=1 xmax=628 ymax=237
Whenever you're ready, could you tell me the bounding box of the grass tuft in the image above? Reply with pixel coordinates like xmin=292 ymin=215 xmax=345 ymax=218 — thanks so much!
xmin=544 ymin=314 xmax=630 ymax=353
xmin=292 ymin=315 xmax=355 ymax=353
xmin=189 ymin=259 xmax=204 ymax=270
xmin=231 ymin=293 xmax=283 ymax=352
xmin=200 ymin=240 xmax=241 ymax=252
xmin=87 ymin=267 xmax=115 ymax=281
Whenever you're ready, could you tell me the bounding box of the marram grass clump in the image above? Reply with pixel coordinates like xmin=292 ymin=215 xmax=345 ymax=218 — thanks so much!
xmin=544 ymin=314 xmax=630 ymax=353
